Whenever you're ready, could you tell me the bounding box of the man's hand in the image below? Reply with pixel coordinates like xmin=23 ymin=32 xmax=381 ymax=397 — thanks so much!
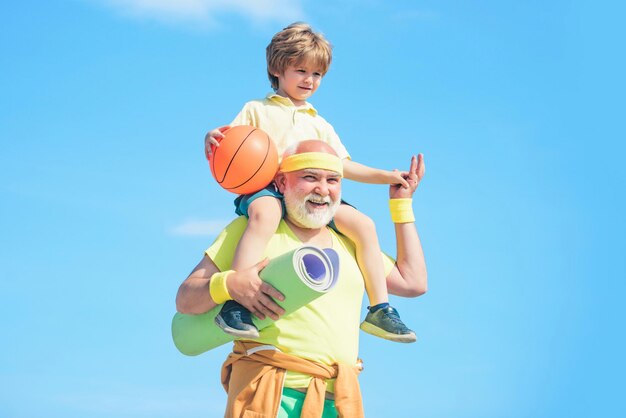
xmin=389 ymin=154 xmax=426 ymax=199
xmin=225 ymin=258 xmax=286 ymax=321
xmin=204 ymin=125 xmax=230 ymax=159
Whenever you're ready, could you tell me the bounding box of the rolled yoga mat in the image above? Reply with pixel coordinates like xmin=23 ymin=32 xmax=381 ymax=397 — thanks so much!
xmin=172 ymin=245 xmax=340 ymax=356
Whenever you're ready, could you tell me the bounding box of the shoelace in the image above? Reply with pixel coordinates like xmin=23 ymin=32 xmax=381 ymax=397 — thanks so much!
xmin=382 ymin=308 xmax=409 ymax=331
xmin=385 ymin=311 xmax=404 ymax=325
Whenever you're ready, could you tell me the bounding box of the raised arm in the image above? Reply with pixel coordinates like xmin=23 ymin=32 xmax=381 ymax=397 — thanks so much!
xmin=342 ymin=159 xmax=410 ymax=188
xmin=385 ymin=154 xmax=428 ymax=297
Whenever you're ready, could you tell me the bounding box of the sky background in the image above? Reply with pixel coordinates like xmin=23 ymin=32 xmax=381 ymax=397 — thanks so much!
xmin=1 ymin=0 xmax=625 ymax=417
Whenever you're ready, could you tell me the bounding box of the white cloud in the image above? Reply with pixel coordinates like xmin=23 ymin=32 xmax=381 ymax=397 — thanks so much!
xmin=96 ymin=0 xmax=304 ymax=26
xmin=169 ymin=219 xmax=230 ymax=236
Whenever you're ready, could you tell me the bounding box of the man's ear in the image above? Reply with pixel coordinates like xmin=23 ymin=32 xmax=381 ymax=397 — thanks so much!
xmin=275 ymin=172 xmax=286 ymax=193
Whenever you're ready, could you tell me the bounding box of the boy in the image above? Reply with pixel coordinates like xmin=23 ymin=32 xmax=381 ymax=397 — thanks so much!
xmin=205 ymin=22 xmax=416 ymax=343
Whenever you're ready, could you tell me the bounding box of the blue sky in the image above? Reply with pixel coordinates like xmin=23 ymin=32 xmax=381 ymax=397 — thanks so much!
xmin=1 ymin=1 xmax=624 ymax=417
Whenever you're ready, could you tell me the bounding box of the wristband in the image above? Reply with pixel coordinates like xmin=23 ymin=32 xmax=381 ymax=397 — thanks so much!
xmin=389 ymin=198 xmax=415 ymax=223
xmin=209 ymin=270 xmax=234 ymax=304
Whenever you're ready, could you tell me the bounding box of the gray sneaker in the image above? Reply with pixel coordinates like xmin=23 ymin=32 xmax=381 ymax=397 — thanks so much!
xmin=359 ymin=305 xmax=417 ymax=343
xmin=215 ymin=301 xmax=260 ymax=339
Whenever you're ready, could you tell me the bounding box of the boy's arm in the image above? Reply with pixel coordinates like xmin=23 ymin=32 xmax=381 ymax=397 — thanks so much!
xmin=204 ymin=102 xmax=253 ymax=158
xmin=204 ymin=126 xmax=230 ymax=158
xmin=343 ymin=159 xmax=409 ymax=188
xmin=384 ymin=154 xmax=428 ymax=297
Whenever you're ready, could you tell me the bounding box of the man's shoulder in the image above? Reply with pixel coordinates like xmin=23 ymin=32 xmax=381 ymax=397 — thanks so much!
xmin=225 ymin=215 xmax=248 ymax=231
xmin=210 ymin=217 xmax=293 ymax=252
xmin=329 ymin=228 xmax=396 ymax=276
xmin=329 ymin=228 xmax=356 ymax=254
xmin=207 ymin=217 xmax=248 ymax=252
xmin=210 ymin=218 xmax=353 ymax=254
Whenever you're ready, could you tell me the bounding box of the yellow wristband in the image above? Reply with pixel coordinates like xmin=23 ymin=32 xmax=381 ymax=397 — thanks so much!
xmin=209 ymin=270 xmax=234 ymax=304
xmin=389 ymin=198 xmax=415 ymax=223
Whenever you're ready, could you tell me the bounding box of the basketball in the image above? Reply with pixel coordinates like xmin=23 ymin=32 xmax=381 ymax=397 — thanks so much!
xmin=208 ymin=125 xmax=279 ymax=195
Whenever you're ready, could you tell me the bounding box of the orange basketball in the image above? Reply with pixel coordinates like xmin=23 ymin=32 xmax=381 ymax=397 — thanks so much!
xmin=209 ymin=125 xmax=279 ymax=194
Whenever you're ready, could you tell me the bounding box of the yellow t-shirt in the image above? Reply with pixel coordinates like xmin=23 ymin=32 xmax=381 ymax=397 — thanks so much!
xmin=230 ymin=94 xmax=350 ymax=161
xmin=206 ymin=217 xmax=394 ymax=391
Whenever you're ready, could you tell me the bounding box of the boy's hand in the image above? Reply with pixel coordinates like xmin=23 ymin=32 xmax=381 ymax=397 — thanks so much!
xmin=387 ymin=169 xmax=411 ymax=189
xmin=225 ymin=258 xmax=286 ymax=321
xmin=204 ymin=126 xmax=230 ymax=159
xmin=389 ymin=154 xmax=426 ymax=199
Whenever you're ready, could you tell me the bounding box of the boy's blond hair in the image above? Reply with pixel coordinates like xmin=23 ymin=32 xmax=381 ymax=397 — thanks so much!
xmin=266 ymin=22 xmax=333 ymax=90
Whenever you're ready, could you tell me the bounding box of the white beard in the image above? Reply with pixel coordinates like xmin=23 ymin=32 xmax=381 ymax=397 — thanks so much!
xmin=283 ymin=189 xmax=341 ymax=229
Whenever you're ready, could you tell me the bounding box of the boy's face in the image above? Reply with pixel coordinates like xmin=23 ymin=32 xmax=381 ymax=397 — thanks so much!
xmin=274 ymin=62 xmax=323 ymax=106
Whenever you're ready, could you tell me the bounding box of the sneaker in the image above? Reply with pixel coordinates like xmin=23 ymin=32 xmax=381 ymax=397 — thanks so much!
xmin=215 ymin=301 xmax=260 ymax=339
xmin=359 ymin=305 xmax=416 ymax=343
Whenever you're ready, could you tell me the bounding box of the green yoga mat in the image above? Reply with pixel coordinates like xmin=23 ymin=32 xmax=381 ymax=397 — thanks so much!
xmin=172 ymin=245 xmax=340 ymax=356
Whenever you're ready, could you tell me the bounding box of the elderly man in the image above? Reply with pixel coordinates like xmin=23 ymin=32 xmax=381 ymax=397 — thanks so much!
xmin=176 ymin=140 xmax=427 ymax=418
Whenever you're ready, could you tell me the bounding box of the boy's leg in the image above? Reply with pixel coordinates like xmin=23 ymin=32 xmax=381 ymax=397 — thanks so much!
xmin=215 ymin=195 xmax=283 ymax=339
xmin=333 ymin=205 xmax=388 ymax=306
xmin=333 ymin=205 xmax=416 ymax=343
xmin=231 ymin=195 xmax=283 ymax=270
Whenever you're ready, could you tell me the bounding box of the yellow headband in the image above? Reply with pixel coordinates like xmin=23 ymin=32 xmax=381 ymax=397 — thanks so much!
xmin=280 ymin=152 xmax=343 ymax=177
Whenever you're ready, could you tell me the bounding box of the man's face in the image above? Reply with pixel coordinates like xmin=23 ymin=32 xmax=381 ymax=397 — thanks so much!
xmin=280 ymin=168 xmax=342 ymax=229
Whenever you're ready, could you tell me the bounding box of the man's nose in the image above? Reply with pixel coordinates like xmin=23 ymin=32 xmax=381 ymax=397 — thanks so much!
xmin=314 ymin=181 xmax=329 ymax=196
